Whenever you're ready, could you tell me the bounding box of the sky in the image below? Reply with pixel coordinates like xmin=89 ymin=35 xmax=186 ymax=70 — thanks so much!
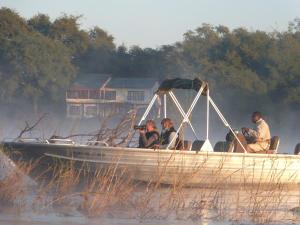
xmin=1 ymin=0 xmax=300 ymax=48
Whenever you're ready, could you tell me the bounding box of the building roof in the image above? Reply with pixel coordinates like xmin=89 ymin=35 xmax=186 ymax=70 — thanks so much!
xmin=106 ymin=77 xmax=158 ymax=89
xmin=69 ymin=74 xmax=158 ymax=90
xmin=71 ymin=74 xmax=110 ymax=89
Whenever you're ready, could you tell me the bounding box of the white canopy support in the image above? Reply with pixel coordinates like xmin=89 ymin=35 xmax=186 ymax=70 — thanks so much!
xmin=168 ymin=92 xmax=200 ymax=140
xmin=167 ymin=85 xmax=205 ymax=149
xmin=137 ymin=78 xmax=246 ymax=153
xmin=206 ymin=89 xmax=210 ymax=140
xmin=200 ymin=89 xmax=213 ymax=152
xmin=138 ymin=94 xmax=158 ymax=125
xmin=208 ymin=96 xmax=247 ymax=153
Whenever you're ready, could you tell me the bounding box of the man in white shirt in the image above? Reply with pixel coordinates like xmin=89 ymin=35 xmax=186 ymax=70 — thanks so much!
xmin=242 ymin=111 xmax=271 ymax=153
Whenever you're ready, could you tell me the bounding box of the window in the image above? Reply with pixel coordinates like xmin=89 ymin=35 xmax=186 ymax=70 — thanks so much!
xmin=68 ymin=104 xmax=82 ymax=116
xmin=78 ymin=90 xmax=89 ymax=99
xmin=67 ymin=90 xmax=79 ymax=98
xmin=100 ymin=91 xmax=104 ymax=99
xmin=84 ymin=104 xmax=97 ymax=117
xmin=67 ymin=90 xmax=88 ymax=99
xmin=127 ymin=91 xmax=144 ymax=102
xmin=99 ymin=90 xmax=116 ymax=100
xmin=89 ymin=90 xmax=100 ymax=99
xmin=103 ymin=90 xmax=116 ymax=100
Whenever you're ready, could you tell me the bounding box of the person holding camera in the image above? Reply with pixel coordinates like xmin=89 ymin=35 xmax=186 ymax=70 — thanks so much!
xmin=138 ymin=120 xmax=160 ymax=148
xmin=241 ymin=111 xmax=271 ymax=153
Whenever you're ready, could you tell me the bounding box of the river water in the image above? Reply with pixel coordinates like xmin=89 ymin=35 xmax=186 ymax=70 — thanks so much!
xmin=1 ymin=184 xmax=300 ymax=225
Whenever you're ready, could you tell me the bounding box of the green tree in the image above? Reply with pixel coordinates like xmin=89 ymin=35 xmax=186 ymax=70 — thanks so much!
xmin=89 ymin=26 xmax=115 ymax=49
xmin=49 ymin=15 xmax=89 ymax=57
xmin=76 ymin=26 xmax=116 ymax=73
xmin=27 ymin=13 xmax=51 ymax=36
xmin=0 ymin=8 xmax=76 ymax=112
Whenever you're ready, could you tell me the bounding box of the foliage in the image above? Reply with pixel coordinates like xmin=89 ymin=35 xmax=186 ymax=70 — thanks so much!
xmin=0 ymin=8 xmax=76 ymax=112
xmin=0 ymin=7 xmax=299 ymax=114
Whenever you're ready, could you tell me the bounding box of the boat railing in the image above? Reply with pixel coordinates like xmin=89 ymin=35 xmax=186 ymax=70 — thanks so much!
xmin=13 ymin=137 xmax=49 ymax=144
xmin=86 ymin=140 xmax=109 ymax=147
xmin=3 ymin=137 xmax=78 ymax=145
xmin=47 ymin=138 xmax=75 ymax=145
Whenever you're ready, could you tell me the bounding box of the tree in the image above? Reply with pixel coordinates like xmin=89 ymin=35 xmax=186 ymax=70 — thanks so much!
xmin=49 ymin=15 xmax=89 ymax=57
xmin=0 ymin=8 xmax=76 ymax=112
xmin=27 ymin=13 xmax=51 ymax=36
xmin=89 ymin=26 xmax=115 ymax=49
xmin=76 ymin=26 xmax=116 ymax=73
xmin=1 ymin=6 xmax=300 ymax=116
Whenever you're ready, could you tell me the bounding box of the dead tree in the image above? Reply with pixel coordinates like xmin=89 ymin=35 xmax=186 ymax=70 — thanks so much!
xmin=52 ymin=108 xmax=139 ymax=147
xmin=90 ymin=108 xmax=139 ymax=147
xmin=16 ymin=113 xmax=48 ymax=139
xmin=106 ymin=108 xmax=138 ymax=147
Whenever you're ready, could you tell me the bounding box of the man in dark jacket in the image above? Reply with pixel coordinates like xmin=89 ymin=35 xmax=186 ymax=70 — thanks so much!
xmin=138 ymin=120 xmax=160 ymax=148
xmin=160 ymin=118 xmax=183 ymax=150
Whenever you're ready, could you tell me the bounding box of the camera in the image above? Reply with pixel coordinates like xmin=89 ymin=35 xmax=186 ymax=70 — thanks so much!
xmin=134 ymin=125 xmax=147 ymax=130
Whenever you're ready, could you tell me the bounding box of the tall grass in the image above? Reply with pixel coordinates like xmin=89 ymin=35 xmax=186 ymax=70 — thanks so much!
xmin=0 ymin=158 xmax=38 ymax=208
xmin=0 ymin=152 xmax=299 ymax=224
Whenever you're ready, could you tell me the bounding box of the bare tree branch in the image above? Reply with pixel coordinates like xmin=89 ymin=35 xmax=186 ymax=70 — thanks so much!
xmin=16 ymin=113 xmax=48 ymax=139
xmin=49 ymin=108 xmax=138 ymax=147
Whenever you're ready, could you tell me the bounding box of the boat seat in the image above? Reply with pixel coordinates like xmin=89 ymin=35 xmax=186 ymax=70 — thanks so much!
xmin=268 ymin=136 xmax=280 ymax=154
xmin=191 ymin=140 xmax=205 ymax=151
xmin=294 ymin=143 xmax=300 ymax=155
xmin=182 ymin=140 xmax=192 ymax=151
xmin=214 ymin=141 xmax=234 ymax=152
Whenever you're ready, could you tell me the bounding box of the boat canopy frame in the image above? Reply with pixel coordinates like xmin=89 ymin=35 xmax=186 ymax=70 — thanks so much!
xmin=138 ymin=78 xmax=247 ymax=152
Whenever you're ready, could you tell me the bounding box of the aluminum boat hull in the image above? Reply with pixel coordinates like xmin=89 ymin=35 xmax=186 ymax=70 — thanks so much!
xmin=2 ymin=141 xmax=300 ymax=187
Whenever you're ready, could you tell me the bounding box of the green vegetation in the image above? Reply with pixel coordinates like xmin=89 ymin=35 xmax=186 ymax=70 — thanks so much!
xmin=0 ymin=7 xmax=299 ymax=115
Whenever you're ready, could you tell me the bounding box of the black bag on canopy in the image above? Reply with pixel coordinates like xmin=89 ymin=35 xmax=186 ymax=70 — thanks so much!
xmin=156 ymin=78 xmax=208 ymax=95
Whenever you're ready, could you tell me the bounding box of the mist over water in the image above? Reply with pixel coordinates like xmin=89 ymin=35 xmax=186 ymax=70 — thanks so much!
xmin=0 ymin=92 xmax=299 ymax=153
xmin=0 ymin=96 xmax=299 ymax=225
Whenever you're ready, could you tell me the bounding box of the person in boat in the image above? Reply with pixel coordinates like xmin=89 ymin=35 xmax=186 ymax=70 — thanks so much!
xmin=242 ymin=111 xmax=271 ymax=153
xmin=160 ymin=118 xmax=183 ymax=150
xmin=138 ymin=120 xmax=160 ymax=148
xmin=225 ymin=130 xmax=247 ymax=153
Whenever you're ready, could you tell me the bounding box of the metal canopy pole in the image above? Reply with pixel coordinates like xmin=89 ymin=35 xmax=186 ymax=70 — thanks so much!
xmin=169 ymin=92 xmax=200 ymax=140
xmin=199 ymin=89 xmax=213 ymax=152
xmin=208 ymin=96 xmax=247 ymax=153
xmin=206 ymin=89 xmax=210 ymax=140
xmin=138 ymin=94 xmax=158 ymax=125
xmin=164 ymin=94 xmax=167 ymax=118
xmin=166 ymin=86 xmax=204 ymax=149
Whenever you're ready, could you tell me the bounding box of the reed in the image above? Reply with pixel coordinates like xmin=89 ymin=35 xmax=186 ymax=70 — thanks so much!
xmin=1 ymin=151 xmax=299 ymax=224
xmin=0 ymin=158 xmax=37 ymax=208
xmin=78 ymin=166 xmax=136 ymax=217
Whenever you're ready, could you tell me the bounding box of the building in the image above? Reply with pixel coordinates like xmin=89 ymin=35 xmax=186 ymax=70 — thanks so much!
xmin=66 ymin=74 xmax=159 ymax=118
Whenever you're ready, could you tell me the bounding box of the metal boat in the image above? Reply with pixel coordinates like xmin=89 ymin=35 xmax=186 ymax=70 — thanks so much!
xmin=2 ymin=78 xmax=300 ymax=186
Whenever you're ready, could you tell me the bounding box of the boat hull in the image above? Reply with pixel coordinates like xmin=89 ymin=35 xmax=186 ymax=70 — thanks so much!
xmin=2 ymin=141 xmax=300 ymax=187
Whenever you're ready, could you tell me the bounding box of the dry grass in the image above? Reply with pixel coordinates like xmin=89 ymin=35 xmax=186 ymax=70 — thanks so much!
xmin=0 ymin=150 xmax=299 ymax=224
xmin=0 ymin=158 xmax=37 ymax=208
xmin=78 ymin=165 xmax=135 ymax=217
